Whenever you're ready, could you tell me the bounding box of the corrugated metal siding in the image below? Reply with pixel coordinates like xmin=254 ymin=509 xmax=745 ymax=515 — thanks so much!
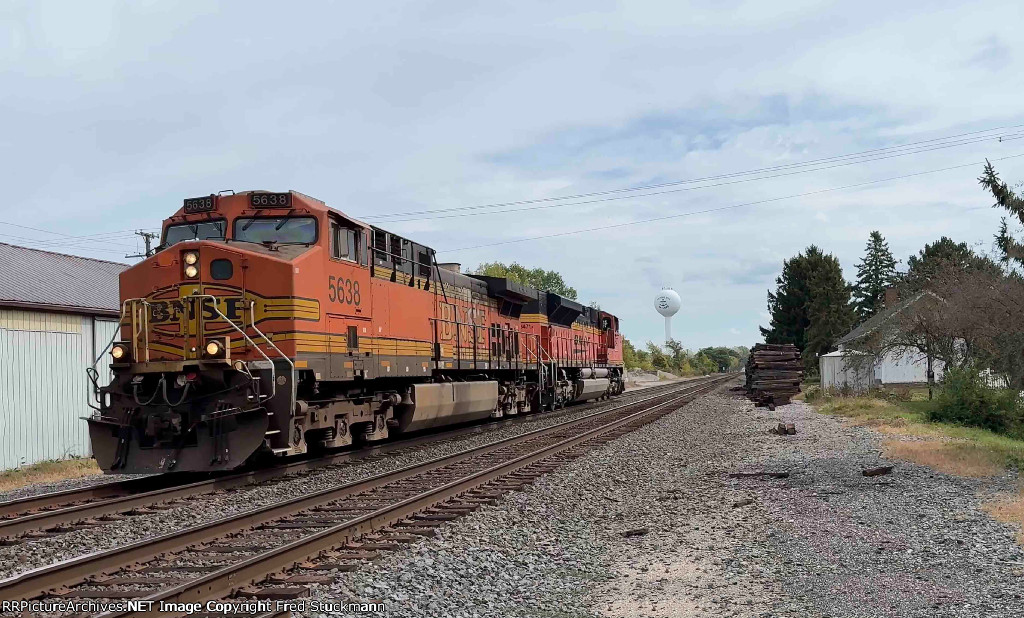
xmin=820 ymin=353 xmax=874 ymax=393
xmin=0 ymin=308 xmax=115 ymax=470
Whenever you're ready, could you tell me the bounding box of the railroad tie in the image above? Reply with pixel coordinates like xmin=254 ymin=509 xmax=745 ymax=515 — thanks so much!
xmin=321 ymin=549 xmax=380 ymax=560
xmin=139 ymin=565 xmax=223 ymax=574
xmin=295 ymin=561 xmax=360 ymax=572
xmin=392 ymin=519 xmax=446 ymax=528
xmin=54 ymin=589 xmax=154 ymax=599
xmin=411 ymin=513 xmax=460 ymax=522
xmin=89 ymin=576 xmax=181 ymax=585
xmin=266 ymin=574 xmax=336 ymax=585
xmin=385 ymin=526 xmax=436 ymax=537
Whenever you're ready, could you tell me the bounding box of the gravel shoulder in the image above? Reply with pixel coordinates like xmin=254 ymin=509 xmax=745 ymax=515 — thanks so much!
xmin=303 ymin=384 xmax=1024 ymax=618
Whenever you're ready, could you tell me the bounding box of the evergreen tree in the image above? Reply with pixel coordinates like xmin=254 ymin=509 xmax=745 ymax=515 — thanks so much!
xmin=761 ymin=246 xmax=856 ymax=373
xmin=903 ymin=237 xmax=1000 ymax=292
xmin=978 ymin=160 xmax=1024 ymax=267
xmin=759 ymin=249 xmax=815 ymax=350
xmin=852 ymin=231 xmax=897 ymax=321
xmin=805 ymin=253 xmax=856 ymax=372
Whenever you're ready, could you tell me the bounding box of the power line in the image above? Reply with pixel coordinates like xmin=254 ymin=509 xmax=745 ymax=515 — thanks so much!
xmin=439 ymin=152 xmax=1024 ymax=254
xmin=372 ymin=132 xmax=1024 ymax=224
xmin=125 ymin=231 xmax=159 ymax=259
xmin=0 ymin=221 xmax=159 ymax=250
xmin=362 ymin=122 xmax=1024 ymax=221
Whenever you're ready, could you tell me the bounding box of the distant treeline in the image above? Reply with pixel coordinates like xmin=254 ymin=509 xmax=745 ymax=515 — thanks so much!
xmin=623 ymin=340 xmax=748 ymax=376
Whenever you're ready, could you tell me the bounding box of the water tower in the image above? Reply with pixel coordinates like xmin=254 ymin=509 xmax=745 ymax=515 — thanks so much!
xmin=654 ymin=287 xmax=681 ymax=343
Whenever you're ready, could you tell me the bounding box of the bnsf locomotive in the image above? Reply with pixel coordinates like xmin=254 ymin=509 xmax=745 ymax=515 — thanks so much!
xmin=87 ymin=191 xmax=624 ymax=474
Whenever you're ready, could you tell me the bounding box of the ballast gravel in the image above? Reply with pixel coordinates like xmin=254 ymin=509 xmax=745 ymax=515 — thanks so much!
xmin=0 ymin=473 xmax=153 ymax=504
xmin=300 ymin=387 xmax=1024 ymax=618
xmin=0 ymin=380 xmax=690 ymax=580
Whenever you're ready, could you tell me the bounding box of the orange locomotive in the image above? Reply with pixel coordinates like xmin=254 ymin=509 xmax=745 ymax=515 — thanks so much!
xmin=87 ymin=191 xmax=624 ymax=473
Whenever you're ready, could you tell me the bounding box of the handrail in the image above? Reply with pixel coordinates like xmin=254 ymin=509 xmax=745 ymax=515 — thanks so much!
xmin=187 ymin=294 xmax=280 ymax=403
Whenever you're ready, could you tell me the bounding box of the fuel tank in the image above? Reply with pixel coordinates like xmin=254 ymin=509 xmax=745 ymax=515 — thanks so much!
xmin=572 ymin=378 xmax=610 ymax=402
xmin=393 ymin=381 xmax=499 ymax=433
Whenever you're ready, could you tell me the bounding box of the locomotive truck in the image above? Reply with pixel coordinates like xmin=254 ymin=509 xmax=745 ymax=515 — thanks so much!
xmin=87 ymin=190 xmax=624 ymax=474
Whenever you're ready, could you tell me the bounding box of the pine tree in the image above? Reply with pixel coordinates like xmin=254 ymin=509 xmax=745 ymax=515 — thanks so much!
xmin=805 ymin=252 xmax=856 ymax=372
xmin=978 ymin=160 xmax=1024 ymax=267
xmin=852 ymin=231 xmax=897 ymax=321
xmin=761 ymin=246 xmax=856 ymax=373
xmin=759 ymin=251 xmax=814 ymax=350
xmin=903 ymin=236 xmax=1000 ymax=292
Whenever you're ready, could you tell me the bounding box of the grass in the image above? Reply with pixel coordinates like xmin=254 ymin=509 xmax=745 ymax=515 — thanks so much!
xmin=0 ymin=457 xmax=102 ymax=493
xmin=808 ymin=386 xmax=1024 ymax=543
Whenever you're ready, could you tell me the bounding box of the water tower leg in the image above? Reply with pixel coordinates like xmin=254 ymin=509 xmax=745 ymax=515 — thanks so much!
xmin=664 ymin=316 xmax=671 ymax=343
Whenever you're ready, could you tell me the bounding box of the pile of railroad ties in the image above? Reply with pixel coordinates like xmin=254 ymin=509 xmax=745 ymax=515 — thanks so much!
xmin=745 ymin=343 xmax=803 ymax=408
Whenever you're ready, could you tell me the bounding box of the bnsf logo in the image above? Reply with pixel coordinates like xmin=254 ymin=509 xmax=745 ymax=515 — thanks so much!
xmin=150 ymin=297 xmax=247 ymax=324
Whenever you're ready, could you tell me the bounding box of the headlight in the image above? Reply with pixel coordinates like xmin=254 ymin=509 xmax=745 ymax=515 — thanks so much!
xmin=203 ymin=338 xmax=228 ymax=359
xmin=184 ymin=264 xmax=199 ymax=278
xmin=183 ymin=252 xmax=198 ymax=265
xmin=110 ymin=343 xmax=130 ymax=361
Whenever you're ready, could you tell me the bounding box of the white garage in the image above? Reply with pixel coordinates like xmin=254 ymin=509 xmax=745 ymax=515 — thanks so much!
xmin=0 ymin=243 xmax=126 ymax=470
xmin=820 ymin=292 xmax=945 ymax=394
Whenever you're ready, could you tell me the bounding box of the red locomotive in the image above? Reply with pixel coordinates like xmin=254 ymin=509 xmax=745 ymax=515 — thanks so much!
xmin=87 ymin=191 xmax=624 ymax=473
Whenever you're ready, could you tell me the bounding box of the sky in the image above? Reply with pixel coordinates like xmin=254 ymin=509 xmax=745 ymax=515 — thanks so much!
xmin=2 ymin=0 xmax=1024 ymax=349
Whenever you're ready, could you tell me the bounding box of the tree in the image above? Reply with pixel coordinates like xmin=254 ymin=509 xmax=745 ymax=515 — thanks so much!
xmin=852 ymin=231 xmax=897 ymax=321
xmin=622 ymin=338 xmax=652 ymax=371
xmin=698 ymin=346 xmax=742 ymax=372
xmin=761 ymin=246 xmax=855 ymax=373
xmin=804 ymin=253 xmax=856 ymax=373
xmin=978 ymin=160 xmax=1024 ymax=266
xmin=473 ymin=262 xmax=578 ymax=299
xmin=903 ymin=237 xmax=998 ymax=291
xmin=760 ymin=250 xmax=814 ymax=350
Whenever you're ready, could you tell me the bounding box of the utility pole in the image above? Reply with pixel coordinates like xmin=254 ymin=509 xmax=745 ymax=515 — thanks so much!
xmin=126 ymin=230 xmax=158 ymax=259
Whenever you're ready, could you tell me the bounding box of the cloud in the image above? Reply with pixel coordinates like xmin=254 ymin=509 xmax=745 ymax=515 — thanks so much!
xmin=2 ymin=0 xmax=1024 ymax=349
xmin=966 ymin=36 xmax=1011 ymax=71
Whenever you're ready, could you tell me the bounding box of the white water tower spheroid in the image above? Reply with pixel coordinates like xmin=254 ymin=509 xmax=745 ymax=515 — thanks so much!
xmin=654 ymin=287 xmax=681 ymax=343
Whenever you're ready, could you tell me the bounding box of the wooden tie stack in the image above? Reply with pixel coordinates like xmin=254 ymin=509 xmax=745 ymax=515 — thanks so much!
xmin=745 ymin=343 xmax=803 ymax=407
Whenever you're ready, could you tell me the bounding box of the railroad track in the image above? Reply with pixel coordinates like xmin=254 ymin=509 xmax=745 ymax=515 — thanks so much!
xmin=0 ymin=374 xmax=734 ymax=616
xmin=0 ymin=379 xmax=709 ymax=542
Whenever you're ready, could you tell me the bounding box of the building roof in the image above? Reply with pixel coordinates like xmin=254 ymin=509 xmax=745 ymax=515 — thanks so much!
xmin=0 ymin=243 xmax=128 ymax=316
xmin=838 ymin=291 xmax=941 ymax=346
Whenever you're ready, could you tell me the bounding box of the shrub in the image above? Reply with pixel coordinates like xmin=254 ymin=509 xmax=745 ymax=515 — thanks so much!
xmin=930 ymin=366 xmax=1024 ymax=438
xmin=803 ymin=385 xmax=823 ymax=403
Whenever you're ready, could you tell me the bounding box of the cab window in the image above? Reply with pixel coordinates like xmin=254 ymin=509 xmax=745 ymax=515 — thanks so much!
xmin=163 ymin=220 xmax=226 ymax=247
xmin=234 ymin=217 xmax=317 ymax=245
xmin=330 ymin=221 xmax=361 ymax=263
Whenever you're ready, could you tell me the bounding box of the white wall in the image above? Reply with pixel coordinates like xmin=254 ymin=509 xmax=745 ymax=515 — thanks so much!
xmin=873 ymin=348 xmax=944 ymax=384
xmin=821 ymin=346 xmax=946 ymax=394
xmin=820 ymin=353 xmax=874 ymax=392
xmin=0 ymin=308 xmax=119 ymax=470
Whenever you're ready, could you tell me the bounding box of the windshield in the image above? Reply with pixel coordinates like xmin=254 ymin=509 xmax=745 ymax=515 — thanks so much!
xmin=164 ymin=220 xmax=226 ymax=246
xmin=234 ymin=217 xmax=318 ymax=245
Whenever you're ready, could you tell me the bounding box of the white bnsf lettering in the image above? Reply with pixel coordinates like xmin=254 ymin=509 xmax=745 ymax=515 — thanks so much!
xmin=149 ymin=296 xmax=246 ymax=324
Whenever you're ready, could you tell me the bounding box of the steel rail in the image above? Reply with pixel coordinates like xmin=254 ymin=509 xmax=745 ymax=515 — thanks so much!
xmin=0 ymin=378 xmax=696 ymax=537
xmin=0 ymin=375 xmax=732 ymax=602
xmin=117 ymin=374 xmax=734 ymax=617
